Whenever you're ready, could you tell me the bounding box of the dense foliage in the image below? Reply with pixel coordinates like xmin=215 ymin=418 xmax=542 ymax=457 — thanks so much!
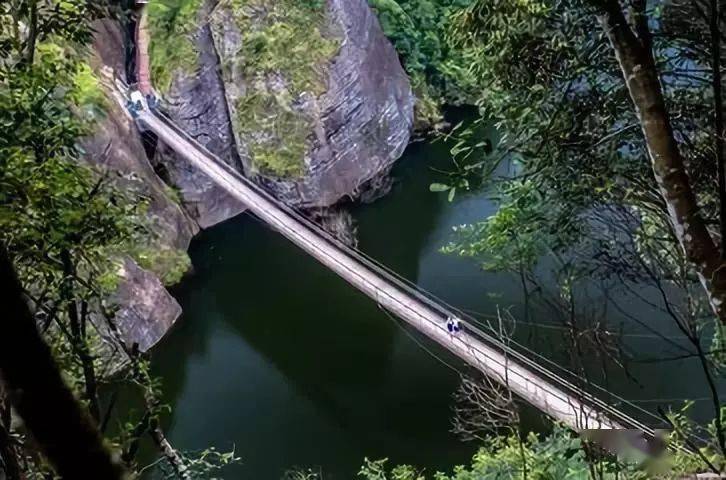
xmin=420 ymin=0 xmax=726 ymax=471
xmin=368 ymin=0 xmax=478 ymax=128
xmin=359 ymin=428 xmax=639 ymax=480
xmin=439 ymin=0 xmax=726 ymax=315
xmin=0 ymin=1 xmax=228 ymax=477
xmin=147 ymin=0 xmax=201 ymax=92
xmin=1 ymin=3 xmax=132 ymax=474
xmin=358 ymin=406 xmax=726 ymax=479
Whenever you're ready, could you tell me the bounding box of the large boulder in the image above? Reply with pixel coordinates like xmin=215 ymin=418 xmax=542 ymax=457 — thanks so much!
xmin=153 ymin=0 xmax=414 ymax=223
xmin=303 ymin=0 xmax=413 ymax=207
xmin=111 ymin=257 xmax=183 ymax=353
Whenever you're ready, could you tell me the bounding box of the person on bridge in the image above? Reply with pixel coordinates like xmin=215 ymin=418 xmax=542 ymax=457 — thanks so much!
xmin=453 ymin=318 xmax=462 ymax=333
xmin=446 ymin=317 xmax=462 ymax=334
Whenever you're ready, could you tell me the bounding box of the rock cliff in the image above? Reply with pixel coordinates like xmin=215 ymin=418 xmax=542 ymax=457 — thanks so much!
xmin=82 ymin=19 xmax=197 ymax=351
xmin=90 ymin=20 xmax=198 ymax=249
xmin=151 ymin=0 xmax=414 ymax=224
xmin=81 ymin=0 xmax=414 ymax=349
xmin=151 ymin=0 xmax=246 ymax=229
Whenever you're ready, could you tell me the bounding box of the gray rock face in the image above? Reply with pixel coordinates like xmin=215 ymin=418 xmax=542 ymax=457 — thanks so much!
xmin=83 ymin=88 xmax=197 ymax=249
xmin=89 ymin=20 xmax=198 ymax=250
xmin=259 ymin=0 xmax=415 ymax=208
xmin=81 ymin=90 xmax=189 ymax=351
xmin=157 ymin=1 xmax=247 ymax=229
xmin=160 ymin=0 xmax=414 ymax=223
xmin=112 ymin=258 xmax=183 ymax=353
xmin=82 ymin=19 xmax=195 ymax=351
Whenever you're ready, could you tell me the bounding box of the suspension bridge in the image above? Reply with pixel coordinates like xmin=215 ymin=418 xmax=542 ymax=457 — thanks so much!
xmin=120 ymin=0 xmax=667 ymax=438
xmin=121 ymin=94 xmax=666 ymax=436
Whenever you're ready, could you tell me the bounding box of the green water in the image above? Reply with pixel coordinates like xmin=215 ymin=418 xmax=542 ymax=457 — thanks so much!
xmin=149 ymin=123 xmax=722 ymax=478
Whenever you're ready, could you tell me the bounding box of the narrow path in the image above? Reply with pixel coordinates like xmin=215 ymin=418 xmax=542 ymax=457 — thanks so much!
xmin=135 ymin=107 xmax=645 ymax=433
xmin=134 ymin=3 xmax=152 ymax=96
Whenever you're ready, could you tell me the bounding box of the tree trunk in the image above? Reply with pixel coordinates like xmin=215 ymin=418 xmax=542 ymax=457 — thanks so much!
xmin=149 ymin=421 xmax=190 ymax=480
xmin=597 ymin=0 xmax=726 ymax=322
xmin=709 ymin=0 xmax=726 ymax=260
xmin=25 ymin=0 xmax=37 ymax=65
xmin=0 ymin=245 xmax=124 ymax=479
xmin=0 ymin=421 xmax=22 ymax=480
xmin=59 ymin=249 xmax=101 ymax=423
xmin=0 ymin=388 xmax=22 ymax=480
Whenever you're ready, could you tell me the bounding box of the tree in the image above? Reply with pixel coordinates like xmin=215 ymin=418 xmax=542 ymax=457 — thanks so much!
xmin=367 ymin=0 xmax=480 ymax=127
xmin=593 ymin=0 xmax=726 ymax=323
xmin=430 ymin=0 xmax=726 ymax=460
xmin=356 ymin=419 xmax=723 ymax=479
xmin=444 ymin=0 xmax=726 ymax=319
xmin=0 ymin=245 xmax=124 ymax=479
xmin=0 ymin=2 xmax=237 ymax=478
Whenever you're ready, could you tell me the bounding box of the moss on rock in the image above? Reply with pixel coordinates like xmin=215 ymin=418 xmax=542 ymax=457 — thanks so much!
xmin=227 ymin=0 xmax=339 ymax=179
xmin=147 ymin=0 xmax=339 ymax=178
xmin=132 ymin=246 xmax=192 ymax=286
xmin=147 ymin=0 xmax=203 ymax=93
xmin=71 ymin=62 xmax=108 ymax=120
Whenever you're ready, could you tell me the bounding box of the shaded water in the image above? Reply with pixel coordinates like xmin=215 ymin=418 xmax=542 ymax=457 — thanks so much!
xmin=149 ymin=119 xmax=722 ymax=478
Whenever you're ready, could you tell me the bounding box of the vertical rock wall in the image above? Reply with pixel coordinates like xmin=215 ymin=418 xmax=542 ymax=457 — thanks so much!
xmin=85 ymin=19 xmax=197 ymax=351
xmin=82 ymin=0 xmax=415 ymax=349
xmin=153 ymin=0 xmax=247 ymax=229
xmin=156 ymin=0 xmax=414 ymax=225
xmin=257 ymin=0 xmax=414 ymax=208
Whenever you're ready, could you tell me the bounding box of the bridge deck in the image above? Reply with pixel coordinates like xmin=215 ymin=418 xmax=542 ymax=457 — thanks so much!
xmin=139 ymin=109 xmax=634 ymax=432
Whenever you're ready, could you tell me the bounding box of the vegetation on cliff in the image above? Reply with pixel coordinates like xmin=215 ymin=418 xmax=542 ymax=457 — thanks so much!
xmin=0 ymin=1 xmax=214 ymax=478
xmin=227 ymin=0 xmax=339 ymax=178
xmin=368 ymin=0 xmax=477 ymax=128
xmin=133 ymin=246 xmax=192 ymax=285
xmin=147 ymin=0 xmax=202 ymax=92
xmin=1 ymin=5 xmax=134 ymax=475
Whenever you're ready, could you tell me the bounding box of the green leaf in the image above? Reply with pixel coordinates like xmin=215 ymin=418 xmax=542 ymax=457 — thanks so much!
xmin=429 ymin=183 xmax=451 ymax=192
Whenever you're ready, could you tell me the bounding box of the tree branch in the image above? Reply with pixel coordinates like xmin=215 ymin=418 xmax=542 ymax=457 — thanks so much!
xmin=595 ymin=0 xmax=726 ymax=322
xmin=0 ymin=245 xmax=124 ymax=479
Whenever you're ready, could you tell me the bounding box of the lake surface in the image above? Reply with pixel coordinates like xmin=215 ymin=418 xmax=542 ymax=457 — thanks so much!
xmin=150 ymin=119 xmax=723 ymax=478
